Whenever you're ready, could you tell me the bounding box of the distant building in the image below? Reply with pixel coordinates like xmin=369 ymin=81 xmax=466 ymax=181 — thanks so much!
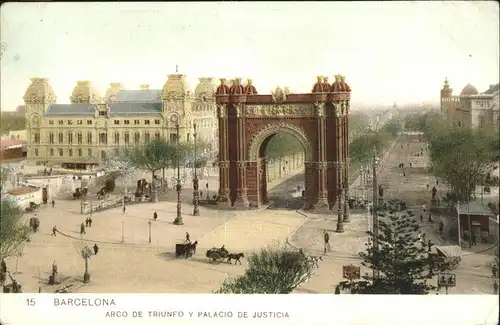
xmin=23 ymin=75 xmax=218 ymax=169
xmin=440 ymin=79 xmax=500 ymax=128
xmin=0 ymin=138 xmax=27 ymax=164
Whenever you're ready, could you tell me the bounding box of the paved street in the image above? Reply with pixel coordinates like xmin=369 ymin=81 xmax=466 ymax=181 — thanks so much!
xmin=290 ymin=134 xmax=498 ymax=294
xmin=3 ymin=170 xmax=305 ymax=293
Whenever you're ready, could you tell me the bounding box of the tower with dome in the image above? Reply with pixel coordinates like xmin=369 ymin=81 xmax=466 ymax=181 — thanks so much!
xmin=440 ymin=78 xmax=499 ymax=128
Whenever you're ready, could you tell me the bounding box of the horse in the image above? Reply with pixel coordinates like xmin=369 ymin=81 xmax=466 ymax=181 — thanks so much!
xmin=226 ymin=253 xmax=245 ymax=265
xmin=186 ymin=241 xmax=198 ymax=255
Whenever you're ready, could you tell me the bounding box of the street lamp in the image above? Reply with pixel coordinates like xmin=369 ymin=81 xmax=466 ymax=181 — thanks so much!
xmin=148 ymin=220 xmax=152 ymax=244
xmin=336 ymin=184 xmax=344 ymax=233
xmin=192 ymin=123 xmax=200 ymax=216
xmin=173 ymin=123 xmax=183 ymax=225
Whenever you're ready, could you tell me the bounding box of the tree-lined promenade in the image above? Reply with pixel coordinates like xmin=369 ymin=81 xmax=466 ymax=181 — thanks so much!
xmin=405 ymin=112 xmax=499 ymax=207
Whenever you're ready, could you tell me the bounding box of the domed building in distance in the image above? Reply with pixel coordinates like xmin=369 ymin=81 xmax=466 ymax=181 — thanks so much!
xmin=23 ymin=75 xmax=219 ymax=169
xmin=440 ymin=78 xmax=499 ymax=129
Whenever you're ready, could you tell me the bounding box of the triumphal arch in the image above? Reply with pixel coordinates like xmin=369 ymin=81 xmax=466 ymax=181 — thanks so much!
xmin=215 ymin=76 xmax=351 ymax=211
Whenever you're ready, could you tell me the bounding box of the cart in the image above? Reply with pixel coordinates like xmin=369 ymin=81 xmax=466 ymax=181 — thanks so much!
xmin=430 ymin=245 xmax=462 ymax=271
xmin=175 ymin=241 xmax=197 ymax=259
xmin=206 ymin=247 xmax=229 ymax=264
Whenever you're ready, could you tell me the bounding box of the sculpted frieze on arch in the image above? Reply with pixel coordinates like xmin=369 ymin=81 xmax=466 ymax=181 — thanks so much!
xmin=244 ymin=103 xmax=314 ymax=117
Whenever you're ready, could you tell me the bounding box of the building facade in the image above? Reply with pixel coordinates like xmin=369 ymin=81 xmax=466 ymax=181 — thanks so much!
xmin=23 ymin=75 xmax=218 ymax=169
xmin=440 ymin=79 xmax=499 ymax=128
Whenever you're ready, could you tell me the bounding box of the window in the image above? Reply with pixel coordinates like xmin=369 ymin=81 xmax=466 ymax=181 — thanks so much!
xmin=114 ymin=132 xmax=120 ymax=145
xmin=154 ymin=119 xmax=161 ymax=125
xmin=58 ymin=132 xmax=64 ymax=143
xmin=88 ymin=148 xmax=92 ymax=157
xmin=59 ymin=149 xmax=63 ymax=157
xmin=99 ymin=132 xmax=107 ymax=145
xmin=68 ymin=148 xmax=73 ymax=157
xmin=124 ymin=132 xmax=130 ymax=145
xmin=144 ymin=120 xmax=150 ymax=125
xmin=87 ymin=120 xmax=92 ymax=125
xmin=479 ymin=117 xmax=485 ymax=127
xmin=48 ymin=133 xmax=54 ymax=144
xmin=144 ymin=132 xmax=150 ymax=143
xmin=124 ymin=120 xmax=130 ymax=125
xmin=49 ymin=120 xmax=54 ymax=125
xmin=50 ymin=148 xmax=54 ymax=156
xmin=155 ymin=132 xmax=161 ymax=141
xmin=77 ymin=120 xmax=83 ymax=125
xmin=68 ymin=132 xmax=73 ymax=144
xmin=169 ymin=133 xmax=177 ymax=143
xmin=34 ymin=148 xmax=39 ymax=156
xmin=87 ymin=132 xmax=93 ymax=144
xmin=77 ymin=132 xmax=83 ymax=144
xmin=134 ymin=120 xmax=140 ymax=125
xmin=101 ymin=150 xmax=107 ymax=159
xmin=134 ymin=132 xmax=140 ymax=145
xmin=99 ymin=111 xmax=106 ymax=116
xmin=33 ymin=133 xmax=40 ymax=144
xmin=78 ymin=148 xmax=82 ymax=157
xmin=58 ymin=120 xmax=63 ymax=125
xmin=114 ymin=120 xmax=120 ymax=125
xmin=68 ymin=120 xmax=73 ymax=125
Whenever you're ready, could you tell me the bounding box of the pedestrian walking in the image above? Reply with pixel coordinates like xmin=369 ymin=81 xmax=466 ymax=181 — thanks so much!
xmin=80 ymin=223 xmax=86 ymax=235
xmin=472 ymin=234 xmax=477 ymax=246
xmin=52 ymin=225 xmax=57 ymax=236
xmin=185 ymin=232 xmax=190 ymax=242
xmin=93 ymin=243 xmax=99 ymax=255
xmin=403 ymin=171 xmax=406 ymax=177
xmin=122 ymin=205 xmax=126 ymax=214
xmin=1 ymin=258 xmax=7 ymax=273
xmin=324 ymin=230 xmax=331 ymax=254
xmin=428 ymin=213 xmax=433 ymax=223
xmin=85 ymin=218 xmax=89 ymax=227
xmin=153 ymin=211 xmax=158 ymax=221
xmin=494 ymin=281 xmax=499 ymax=295
xmin=51 ymin=199 xmax=55 ymax=208
xmin=439 ymin=221 xmax=444 ymax=235
xmin=420 ymin=214 xmax=423 ymax=223
xmin=52 ymin=261 xmax=58 ymax=275
xmin=88 ymin=217 xmax=93 ymax=227
xmin=436 ymin=180 xmax=439 ymax=186
xmin=427 ymin=240 xmax=432 ymax=252
xmin=426 ymin=184 xmax=429 ymax=190
xmin=410 ymin=163 xmax=412 ymax=168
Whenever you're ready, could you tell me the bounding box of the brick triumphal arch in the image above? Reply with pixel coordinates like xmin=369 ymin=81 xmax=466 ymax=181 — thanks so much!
xmin=215 ymin=76 xmax=351 ymax=211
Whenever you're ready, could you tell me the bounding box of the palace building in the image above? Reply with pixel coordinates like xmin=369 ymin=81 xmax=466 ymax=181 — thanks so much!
xmin=23 ymin=75 xmax=218 ymax=169
xmin=440 ymin=78 xmax=499 ymax=128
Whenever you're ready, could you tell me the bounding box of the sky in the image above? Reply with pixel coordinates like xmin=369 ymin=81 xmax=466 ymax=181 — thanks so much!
xmin=1 ymin=1 xmax=499 ymax=111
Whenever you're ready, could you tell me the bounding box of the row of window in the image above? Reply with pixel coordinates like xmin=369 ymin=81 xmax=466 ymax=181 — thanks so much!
xmin=49 ymin=120 xmax=93 ymax=125
xmin=39 ymin=131 xmax=165 ymax=145
xmin=33 ymin=148 xmax=108 ymax=159
xmin=113 ymin=119 xmax=161 ymax=125
xmin=48 ymin=119 xmax=163 ymax=126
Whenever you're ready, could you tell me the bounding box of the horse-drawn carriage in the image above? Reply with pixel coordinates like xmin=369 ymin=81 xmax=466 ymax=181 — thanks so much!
xmin=175 ymin=241 xmax=198 ymax=259
xmin=25 ymin=201 xmax=40 ymax=213
xmin=206 ymin=247 xmax=229 ymax=263
xmin=429 ymin=245 xmax=462 ymax=271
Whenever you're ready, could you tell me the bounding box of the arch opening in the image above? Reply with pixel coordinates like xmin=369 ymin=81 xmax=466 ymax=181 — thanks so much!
xmin=248 ymin=125 xmax=310 ymax=209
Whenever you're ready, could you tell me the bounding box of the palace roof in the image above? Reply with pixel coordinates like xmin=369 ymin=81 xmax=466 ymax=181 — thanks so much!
xmin=114 ymin=89 xmax=162 ymax=103
xmin=45 ymin=104 xmax=96 ymax=116
xmin=108 ymin=103 xmax=162 ymax=116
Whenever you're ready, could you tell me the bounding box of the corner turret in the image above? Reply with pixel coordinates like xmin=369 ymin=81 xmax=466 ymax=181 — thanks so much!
xmin=70 ymin=81 xmax=102 ymax=104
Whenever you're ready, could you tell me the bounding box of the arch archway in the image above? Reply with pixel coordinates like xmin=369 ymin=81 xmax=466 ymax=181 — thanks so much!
xmin=215 ymin=78 xmax=351 ymax=211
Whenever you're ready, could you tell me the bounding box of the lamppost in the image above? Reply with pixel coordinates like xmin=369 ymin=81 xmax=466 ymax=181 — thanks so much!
xmin=173 ymin=123 xmax=183 ymax=225
xmin=148 ymin=220 xmax=152 ymax=244
xmin=192 ymin=123 xmax=200 ymax=216
xmin=336 ymin=183 xmax=344 ymax=233
xmin=206 ymin=182 xmax=209 ymax=203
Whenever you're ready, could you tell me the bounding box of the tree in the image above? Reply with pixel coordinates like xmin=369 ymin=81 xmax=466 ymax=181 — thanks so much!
xmin=265 ymin=133 xmax=303 ymax=161
xmin=338 ymin=200 xmax=434 ymax=294
xmin=0 ymin=113 xmax=26 ymax=133
xmin=215 ymin=246 xmax=314 ymax=294
xmin=0 ymin=199 xmax=31 ymax=259
xmin=0 ymin=166 xmax=10 ymax=192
